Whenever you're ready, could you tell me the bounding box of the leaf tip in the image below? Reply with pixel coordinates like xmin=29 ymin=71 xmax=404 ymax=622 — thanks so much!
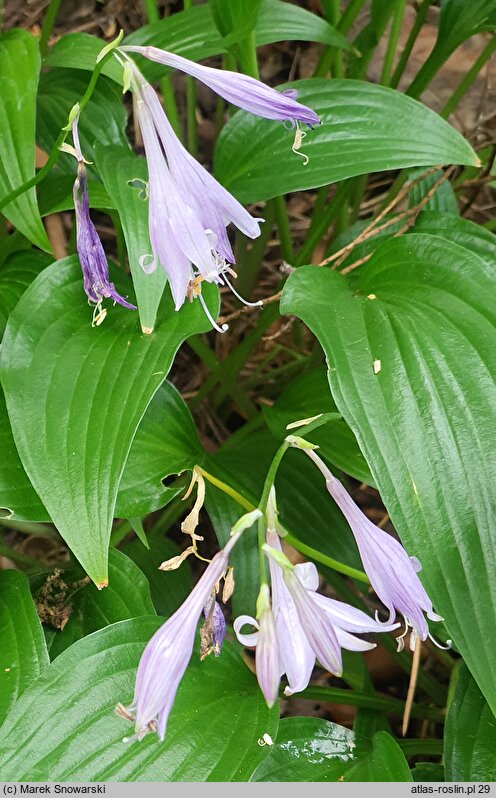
xmin=141 ymin=325 xmax=154 ymax=335
xmin=96 ymin=579 xmax=109 ymax=590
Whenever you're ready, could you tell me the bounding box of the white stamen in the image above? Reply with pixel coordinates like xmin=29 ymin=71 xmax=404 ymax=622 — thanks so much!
xmin=427 ymin=632 xmax=452 ymax=651
xmin=223 ymin=274 xmax=263 ymax=308
xmin=198 ymin=292 xmax=229 ymax=334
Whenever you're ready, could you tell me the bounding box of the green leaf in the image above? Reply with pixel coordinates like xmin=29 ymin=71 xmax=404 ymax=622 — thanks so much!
xmin=251 ymin=717 xmax=356 ymax=781
xmin=46 ymin=549 xmax=156 ymax=658
xmin=0 ymin=618 xmax=278 ymax=781
xmin=209 ymin=0 xmax=262 ymax=40
xmin=46 ymin=3 xmax=352 ymax=86
xmin=445 ymin=663 xmax=496 ymax=781
xmin=115 ymin=381 xmax=204 ymax=518
xmin=0 ymin=250 xmax=52 ymax=339
xmin=281 ymin=233 xmax=496 ymax=715
xmin=263 ymin=367 xmax=374 ymax=485
xmin=0 ymin=570 xmax=49 ymax=725
xmin=345 ymin=732 xmax=412 ymax=781
xmin=0 ymin=30 xmax=50 ymax=251
xmin=252 ymin=720 xmax=411 ymax=781
xmin=121 ymin=534 xmax=193 ymax=617
xmin=0 ymin=256 xmax=218 ymax=586
xmin=37 ymin=69 xmax=128 ymax=175
xmin=44 ymin=33 xmax=125 ymax=83
xmin=0 ymin=385 xmax=49 ymax=521
xmin=408 ymin=168 xmax=459 ymax=216
xmin=214 ymin=78 xmax=479 ymax=203
xmin=256 ymin=0 xmax=353 ymax=51
xmin=38 ymin=174 xmax=114 ymax=216
xmin=94 ymin=143 xmax=167 ymax=335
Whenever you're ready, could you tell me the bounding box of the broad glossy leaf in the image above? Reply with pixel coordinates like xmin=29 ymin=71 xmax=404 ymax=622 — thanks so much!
xmin=37 ymin=69 xmax=128 ymax=175
xmin=214 ymin=79 xmax=478 ymax=203
xmin=0 ymin=618 xmax=278 ymax=781
xmin=44 ymin=33 xmax=124 ymax=83
xmin=281 ymin=234 xmax=496 ymax=715
xmin=251 ymin=717 xmax=356 ymax=781
xmin=115 ymin=381 xmax=204 ymax=518
xmin=0 ymin=30 xmax=50 ymax=251
xmin=0 ymin=570 xmax=49 ymax=725
xmin=263 ymin=367 xmax=374 ymax=485
xmin=47 ymin=549 xmax=156 ymax=659
xmin=94 ymin=144 xmax=167 ymax=335
xmin=209 ymin=0 xmax=262 ymax=40
xmin=445 ymin=663 xmax=496 ymax=781
xmin=0 ymin=256 xmax=218 ymax=586
xmin=328 ymin=210 xmax=496 ymax=273
xmin=408 ymin=168 xmax=458 ymax=215
xmin=46 ymin=3 xmax=351 ymax=86
xmin=345 ymin=732 xmax=412 ymax=781
xmin=0 ymin=250 xmax=52 ymax=338
xmin=252 ymin=719 xmax=410 ymax=781
xmin=121 ymin=534 xmax=193 ymax=617
xmin=255 ymin=0 xmax=353 ymax=50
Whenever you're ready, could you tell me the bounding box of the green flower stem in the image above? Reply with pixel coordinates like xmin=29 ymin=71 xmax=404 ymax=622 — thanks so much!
xmin=338 ymin=0 xmax=367 ymax=34
xmin=406 ymin=44 xmax=447 ymax=99
xmin=196 ymin=463 xmax=370 ymax=586
xmin=257 ymin=440 xmax=290 ymax=583
xmin=183 ymin=0 xmax=198 ymax=154
xmin=196 ymin=467 xmax=255 ymax=512
xmin=380 ymin=0 xmax=408 ymax=86
xmin=283 ymin=532 xmax=369 ymax=584
xmin=441 ymin=36 xmax=496 ymax=118
xmin=390 ymin=0 xmax=431 ymax=89
xmin=241 ymin=30 xmax=260 ymax=80
xmin=273 ymin=195 xmax=294 ymax=262
xmin=0 ymin=45 xmax=118 ymax=213
xmin=296 ymin=685 xmax=445 ymax=723
xmin=142 ymin=0 xmax=182 ymax=138
xmin=315 ymin=0 xmax=345 ymax=78
xmin=39 ymin=0 xmax=61 ymax=55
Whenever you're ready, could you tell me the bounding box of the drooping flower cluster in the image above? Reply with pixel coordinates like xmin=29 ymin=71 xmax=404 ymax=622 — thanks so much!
xmin=234 ymin=526 xmax=398 ymax=703
xmin=115 ymin=47 xmax=320 ymax=329
xmin=71 ymin=113 xmax=136 ymax=322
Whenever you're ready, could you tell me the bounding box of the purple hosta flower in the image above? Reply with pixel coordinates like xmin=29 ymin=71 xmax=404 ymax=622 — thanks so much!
xmin=122 ymin=45 xmax=320 ymax=127
xmin=119 ymin=530 xmax=241 ymax=743
xmin=132 ymin=73 xmax=263 ymax=325
xmin=234 ymin=584 xmax=280 ymax=707
xmin=71 ymin=116 xmax=136 ymax=321
xmin=304 ymin=447 xmax=446 ymax=651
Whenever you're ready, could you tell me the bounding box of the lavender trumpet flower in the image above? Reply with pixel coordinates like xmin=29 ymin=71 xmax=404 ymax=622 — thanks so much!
xmin=71 ymin=115 xmax=136 ymax=322
xmin=303 ymin=445 xmax=447 ymax=651
xmin=236 ymin=529 xmax=397 ymax=700
xmin=122 ymin=46 xmax=320 ymax=127
xmin=127 ymin=62 xmax=263 ymax=327
xmin=119 ymin=530 xmax=241 ymax=743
